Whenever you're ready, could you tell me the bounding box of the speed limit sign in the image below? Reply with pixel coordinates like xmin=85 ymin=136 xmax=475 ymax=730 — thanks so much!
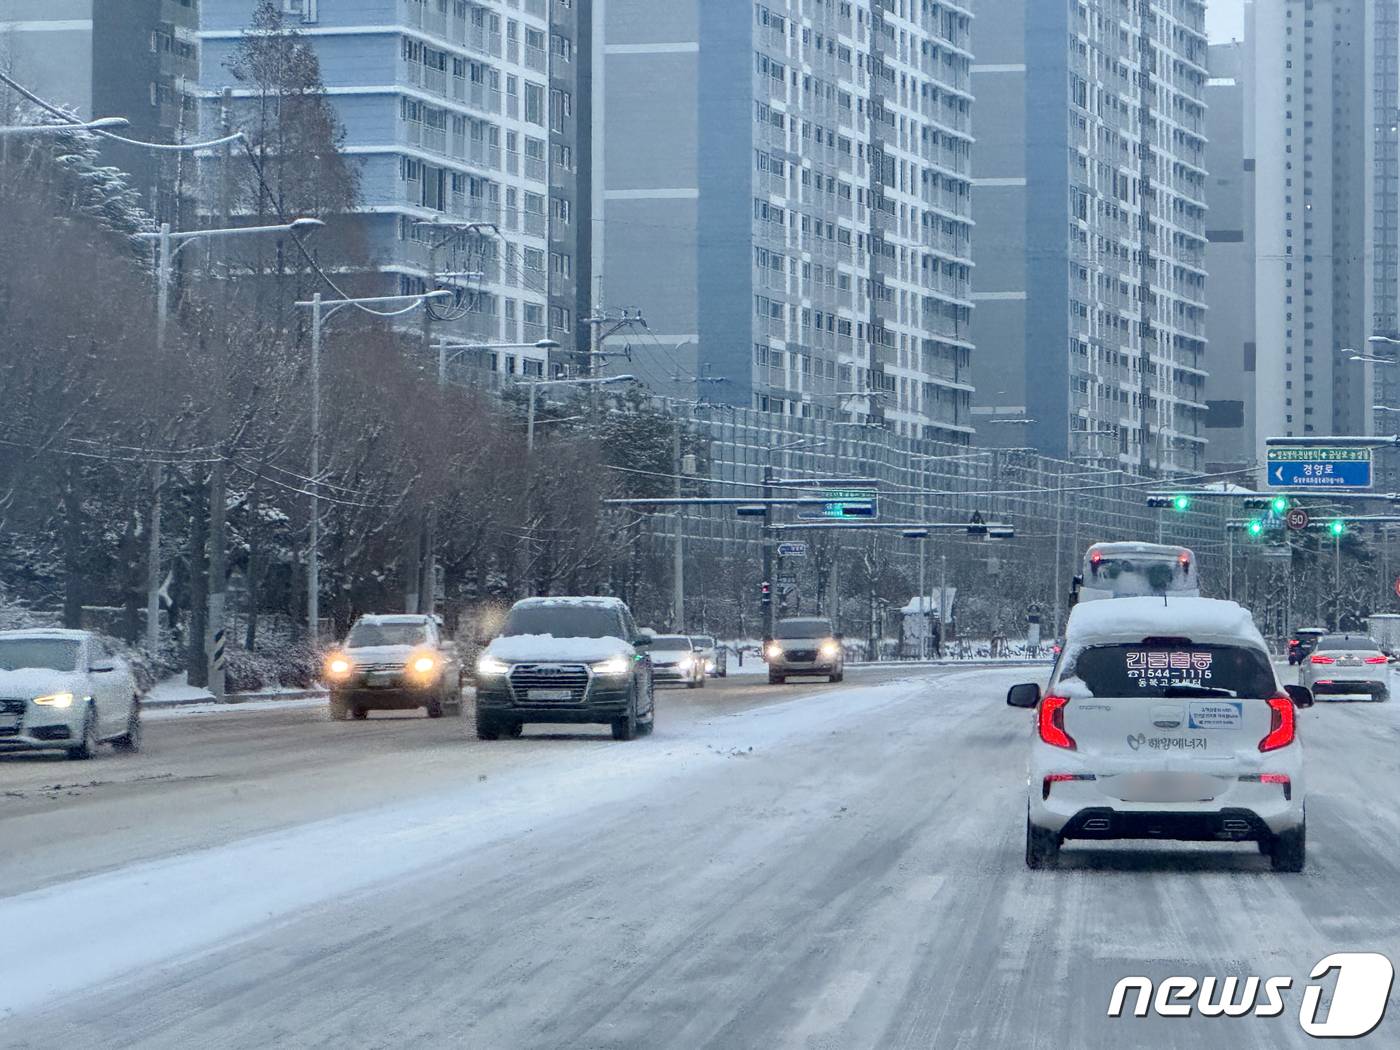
xmin=1286 ymin=508 xmax=1310 ymax=531
xmin=1393 ymin=576 xmax=1400 ymax=600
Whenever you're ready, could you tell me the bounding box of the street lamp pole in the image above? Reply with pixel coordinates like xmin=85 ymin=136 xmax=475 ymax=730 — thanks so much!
xmin=136 ymin=216 xmax=325 ymax=680
xmin=296 ymin=290 xmax=453 ymax=635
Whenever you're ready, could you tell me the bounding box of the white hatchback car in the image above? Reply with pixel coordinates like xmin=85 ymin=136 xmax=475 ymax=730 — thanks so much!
xmin=1007 ymin=597 xmax=1310 ymax=871
xmin=0 ymin=629 xmax=142 ymax=759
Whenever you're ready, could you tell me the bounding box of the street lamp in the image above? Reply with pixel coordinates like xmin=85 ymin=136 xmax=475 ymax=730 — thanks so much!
xmin=435 ymin=337 xmax=559 ymax=391
xmin=131 ymin=216 xmax=325 ymax=682
xmin=0 ymin=116 xmax=129 ymax=135
xmin=294 ymin=290 xmax=454 ymax=635
xmin=525 ymin=373 xmax=633 ymax=450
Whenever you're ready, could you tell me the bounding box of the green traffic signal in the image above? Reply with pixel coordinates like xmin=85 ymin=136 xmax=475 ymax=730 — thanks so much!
xmin=1248 ymin=519 xmax=1264 ymax=536
xmin=1270 ymin=496 xmax=1289 ymax=514
xmin=1172 ymin=494 xmax=1191 ymax=512
xmin=1330 ymin=520 xmax=1346 ymax=536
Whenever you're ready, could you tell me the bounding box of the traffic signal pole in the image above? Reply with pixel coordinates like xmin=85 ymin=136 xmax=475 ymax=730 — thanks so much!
xmin=763 ymin=470 xmax=774 ymax=642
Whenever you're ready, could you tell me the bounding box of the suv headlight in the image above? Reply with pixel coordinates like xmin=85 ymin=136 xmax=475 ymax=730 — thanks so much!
xmin=591 ymin=656 xmax=631 ymax=676
xmin=411 ymin=655 xmax=437 ymax=674
xmin=33 ymin=693 xmax=74 ymax=707
xmin=326 ymin=655 xmax=353 ymax=677
xmin=820 ymin=642 xmax=839 ymax=657
xmin=766 ymin=644 xmax=783 ymax=659
xmin=477 ymin=655 xmax=510 ymax=676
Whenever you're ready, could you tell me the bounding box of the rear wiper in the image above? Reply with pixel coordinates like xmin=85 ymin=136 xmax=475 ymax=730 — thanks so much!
xmin=1162 ymin=684 xmax=1237 ymax=698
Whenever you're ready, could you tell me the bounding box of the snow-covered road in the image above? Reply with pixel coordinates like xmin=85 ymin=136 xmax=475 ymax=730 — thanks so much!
xmin=1 ymin=665 xmax=1397 ymax=1048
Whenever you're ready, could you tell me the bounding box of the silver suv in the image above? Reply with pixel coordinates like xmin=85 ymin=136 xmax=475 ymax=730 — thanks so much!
xmin=766 ymin=617 xmax=845 ymax=684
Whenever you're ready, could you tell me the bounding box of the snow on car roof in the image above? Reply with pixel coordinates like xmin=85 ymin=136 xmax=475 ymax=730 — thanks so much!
xmin=511 ymin=596 xmax=627 ymax=609
xmin=353 ymin=614 xmax=433 ymax=625
xmin=1064 ymin=596 xmax=1267 ymax=650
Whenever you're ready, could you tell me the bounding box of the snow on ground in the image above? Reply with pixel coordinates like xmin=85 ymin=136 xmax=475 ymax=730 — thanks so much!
xmin=143 ymin=675 xmax=214 ymax=705
xmin=0 ymin=668 xmax=1002 ymax=1018
xmin=144 ymin=695 xmax=329 ymax=720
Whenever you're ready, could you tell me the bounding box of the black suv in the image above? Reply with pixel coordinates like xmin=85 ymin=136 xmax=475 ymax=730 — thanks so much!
xmin=473 ymin=597 xmax=654 ymax=740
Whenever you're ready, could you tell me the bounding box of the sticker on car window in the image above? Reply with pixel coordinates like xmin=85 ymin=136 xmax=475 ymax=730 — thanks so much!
xmin=1125 ymin=651 xmax=1214 ymax=686
xmin=1188 ymin=701 xmax=1242 ymax=730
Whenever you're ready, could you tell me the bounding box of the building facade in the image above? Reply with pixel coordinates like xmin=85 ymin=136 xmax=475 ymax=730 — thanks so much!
xmin=1247 ymin=0 xmax=1400 ymax=478
xmin=200 ymin=0 xmax=591 ymax=375
xmin=596 ymin=0 xmax=975 ymax=442
xmin=971 ymin=0 xmax=1210 ymax=476
xmin=0 ymin=0 xmax=201 ymax=226
xmin=1201 ymin=39 xmax=1254 ymax=477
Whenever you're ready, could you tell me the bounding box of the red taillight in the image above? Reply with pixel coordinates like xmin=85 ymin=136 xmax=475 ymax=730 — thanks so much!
xmin=1289 ymin=639 xmax=1299 ymax=645
xmin=1309 ymin=654 xmax=1334 ymax=664
xmin=1365 ymin=655 xmax=1388 ymax=664
xmin=1260 ymin=695 xmax=1296 ymax=752
xmin=1039 ymin=695 xmax=1076 ymax=750
xmin=1260 ymin=773 xmax=1290 ymax=785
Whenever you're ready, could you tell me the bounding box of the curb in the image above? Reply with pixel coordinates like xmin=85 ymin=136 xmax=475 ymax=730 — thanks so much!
xmin=143 ymin=688 xmax=327 ymax=708
xmin=845 ymin=659 xmax=1054 ymax=669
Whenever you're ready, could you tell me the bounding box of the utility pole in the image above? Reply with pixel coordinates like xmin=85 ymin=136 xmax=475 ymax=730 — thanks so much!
xmin=207 ymin=90 xmax=233 ymax=700
xmin=1052 ymin=472 xmax=1064 ymax=638
xmin=673 ymin=414 xmax=685 ymax=632
xmin=918 ymin=534 xmax=927 ymax=658
xmin=145 ymin=462 xmax=161 ymax=653
xmin=308 ymin=292 xmax=322 ymax=636
xmin=763 ymin=468 xmax=774 ymax=641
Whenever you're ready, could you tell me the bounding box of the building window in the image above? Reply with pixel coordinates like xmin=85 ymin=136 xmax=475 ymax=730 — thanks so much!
xmin=524 ymin=247 xmax=545 ymax=271
xmin=524 ymin=83 xmax=545 ymax=125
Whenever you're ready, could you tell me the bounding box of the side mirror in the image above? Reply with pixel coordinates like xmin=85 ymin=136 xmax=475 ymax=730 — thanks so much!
xmin=1284 ymin=684 xmax=1314 ymax=709
xmin=1007 ymin=683 xmax=1041 ymax=708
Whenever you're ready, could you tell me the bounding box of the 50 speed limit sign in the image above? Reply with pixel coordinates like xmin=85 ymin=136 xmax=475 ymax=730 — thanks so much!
xmin=1285 ymin=508 xmax=1310 ymax=531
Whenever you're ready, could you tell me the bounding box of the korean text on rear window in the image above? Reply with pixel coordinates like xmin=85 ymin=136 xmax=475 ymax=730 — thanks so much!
xmin=1061 ymin=644 xmax=1276 ymax=699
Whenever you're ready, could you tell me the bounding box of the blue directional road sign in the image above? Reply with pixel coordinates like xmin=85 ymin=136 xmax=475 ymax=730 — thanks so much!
xmin=1266 ymin=447 xmax=1372 ymax=489
xmin=777 ymin=542 xmax=808 ymax=557
xmin=799 ymin=488 xmax=878 ymax=520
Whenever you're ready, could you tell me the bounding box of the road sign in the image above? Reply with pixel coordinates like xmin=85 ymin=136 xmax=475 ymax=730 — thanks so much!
xmin=211 ymin=628 xmax=227 ymax=670
xmin=807 ymin=488 xmax=878 ymax=520
xmin=1394 ymin=576 xmax=1400 ymax=599
xmin=1266 ymin=447 xmax=1372 ymax=488
xmin=777 ymin=541 xmax=808 ymax=557
xmin=776 ymin=571 xmax=798 ymax=584
xmin=1286 ymin=508 xmax=1311 ymax=531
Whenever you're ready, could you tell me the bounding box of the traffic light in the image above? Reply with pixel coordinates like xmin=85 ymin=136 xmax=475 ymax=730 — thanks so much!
xmin=760 ymin=580 xmax=772 ymax=603
xmin=1242 ymin=497 xmax=1270 ymax=510
xmin=1330 ymin=520 xmax=1346 ymax=536
xmin=1146 ymin=496 xmax=1171 ymax=508
xmin=1248 ymin=519 xmax=1264 ymax=536
xmin=1271 ymin=495 xmax=1290 ymax=515
xmin=736 ymin=504 xmax=768 ymax=517
xmin=1147 ymin=494 xmax=1192 ymax=510
xmin=1172 ymin=494 xmax=1191 ymax=512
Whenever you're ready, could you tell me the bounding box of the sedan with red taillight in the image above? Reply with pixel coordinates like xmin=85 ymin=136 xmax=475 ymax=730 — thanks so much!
xmin=1007 ymin=596 xmax=1309 ymax=871
xmin=1298 ymin=633 xmax=1391 ymax=701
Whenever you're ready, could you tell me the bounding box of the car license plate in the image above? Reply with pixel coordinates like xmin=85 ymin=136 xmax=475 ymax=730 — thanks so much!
xmin=528 ymin=688 xmax=572 ymax=700
xmin=364 ymin=672 xmax=395 ymax=687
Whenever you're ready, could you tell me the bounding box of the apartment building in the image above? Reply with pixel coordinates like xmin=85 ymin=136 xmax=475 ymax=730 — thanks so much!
xmin=597 ymin=0 xmax=975 ymax=441
xmin=200 ymin=0 xmax=592 ymax=376
xmin=1200 ymin=39 xmax=1254 ymax=477
xmin=0 ymin=0 xmax=201 ymax=226
xmin=971 ymin=0 xmax=1210 ymax=475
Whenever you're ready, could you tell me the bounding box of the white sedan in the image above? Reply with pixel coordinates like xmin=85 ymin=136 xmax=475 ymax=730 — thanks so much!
xmin=0 ymin=629 xmax=141 ymax=759
xmin=1008 ymin=597 xmax=1309 ymax=871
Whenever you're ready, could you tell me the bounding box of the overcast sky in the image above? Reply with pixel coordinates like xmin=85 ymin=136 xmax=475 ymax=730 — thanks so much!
xmin=1206 ymin=0 xmax=1245 ymax=42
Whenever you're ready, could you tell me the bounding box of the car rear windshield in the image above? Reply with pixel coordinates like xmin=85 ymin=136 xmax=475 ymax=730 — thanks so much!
xmin=775 ymin=620 xmax=832 ymax=639
xmin=1061 ymin=643 xmax=1276 ymax=699
xmin=0 ymin=639 xmax=81 ymax=672
xmin=501 ymin=606 xmax=624 ymax=639
xmin=1317 ymin=636 xmax=1382 ymax=651
xmin=652 ymin=636 xmax=692 ymax=651
xmin=346 ymin=623 xmax=427 ymax=648
xmin=691 ymin=636 xmax=715 ymax=648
